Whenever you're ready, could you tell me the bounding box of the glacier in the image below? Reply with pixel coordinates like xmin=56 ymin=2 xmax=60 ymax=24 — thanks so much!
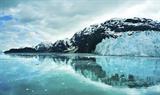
xmin=95 ymin=31 xmax=160 ymax=56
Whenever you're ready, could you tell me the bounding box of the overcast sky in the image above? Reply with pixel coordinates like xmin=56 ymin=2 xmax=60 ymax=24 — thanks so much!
xmin=0 ymin=0 xmax=160 ymax=51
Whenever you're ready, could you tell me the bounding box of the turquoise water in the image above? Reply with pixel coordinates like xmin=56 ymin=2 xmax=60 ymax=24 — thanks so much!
xmin=0 ymin=53 xmax=160 ymax=95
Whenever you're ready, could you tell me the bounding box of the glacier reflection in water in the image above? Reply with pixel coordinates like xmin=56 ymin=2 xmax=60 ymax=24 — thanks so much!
xmin=0 ymin=53 xmax=160 ymax=95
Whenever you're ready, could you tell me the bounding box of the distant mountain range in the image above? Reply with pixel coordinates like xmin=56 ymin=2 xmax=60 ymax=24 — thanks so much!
xmin=4 ymin=17 xmax=160 ymax=55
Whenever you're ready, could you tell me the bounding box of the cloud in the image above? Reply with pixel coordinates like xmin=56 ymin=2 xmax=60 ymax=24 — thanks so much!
xmin=117 ymin=0 xmax=160 ymax=19
xmin=0 ymin=0 xmax=160 ymax=51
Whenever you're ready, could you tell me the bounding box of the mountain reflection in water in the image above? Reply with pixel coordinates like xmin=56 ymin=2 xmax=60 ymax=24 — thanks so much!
xmin=8 ymin=53 xmax=160 ymax=88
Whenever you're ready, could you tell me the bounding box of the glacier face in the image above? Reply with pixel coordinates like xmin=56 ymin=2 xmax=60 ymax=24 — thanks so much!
xmin=95 ymin=31 xmax=160 ymax=56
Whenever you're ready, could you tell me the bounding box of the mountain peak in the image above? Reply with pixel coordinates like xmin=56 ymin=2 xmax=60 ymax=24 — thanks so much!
xmin=35 ymin=42 xmax=53 ymax=52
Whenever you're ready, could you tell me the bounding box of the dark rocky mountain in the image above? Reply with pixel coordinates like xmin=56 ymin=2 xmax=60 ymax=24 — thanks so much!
xmin=4 ymin=17 xmax=160 ymax=53
xmin=4 ymin=47 xmax=37 ymax=53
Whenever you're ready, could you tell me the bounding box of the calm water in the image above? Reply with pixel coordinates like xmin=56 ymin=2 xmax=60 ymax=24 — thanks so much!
xmin=0 ymin=53 xmax=160 ymax=95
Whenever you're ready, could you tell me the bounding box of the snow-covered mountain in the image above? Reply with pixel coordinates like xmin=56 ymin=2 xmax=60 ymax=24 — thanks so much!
xmin=50 ymin=38 xmax=78 ymax=53
xmin=35 ymin=42 xmax=53 ymax=52
xmin=4 ymin=17 xmax=160 ymax=56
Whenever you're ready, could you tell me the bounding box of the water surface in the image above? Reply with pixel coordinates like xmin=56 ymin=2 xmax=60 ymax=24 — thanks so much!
xmin=0 ymin=53 xmax=160 ymax=95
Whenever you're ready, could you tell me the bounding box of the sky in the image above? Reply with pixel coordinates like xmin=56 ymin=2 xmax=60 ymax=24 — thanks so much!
xmin=0 ymin=0 xmax=160 ymax=51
